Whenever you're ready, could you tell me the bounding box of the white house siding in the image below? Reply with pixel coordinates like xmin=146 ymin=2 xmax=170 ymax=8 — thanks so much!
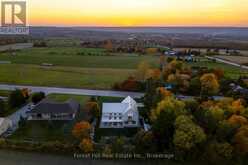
xmin=100 ymin=96 xmax=140 ymax=128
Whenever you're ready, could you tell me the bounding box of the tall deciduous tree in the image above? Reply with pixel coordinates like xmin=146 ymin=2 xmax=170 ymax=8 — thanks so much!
xmin=136 ymin=61 xmax=150 ymax=81
xmin=173 ymin=115 xmax=206 ymax=151
xmin=8 ymin=89 xmax=26 ymax=108
xmin=234 ymin=125 xmax=248 ymax=154
xmin=200 ymin=73 xmax=220 ymax=96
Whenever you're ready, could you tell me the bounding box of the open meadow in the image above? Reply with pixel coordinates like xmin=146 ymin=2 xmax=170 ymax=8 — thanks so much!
xmin=0 ymin=64 xmax=135 ymax=89
xmin=0 ymin=47 xmax=159 ymax=69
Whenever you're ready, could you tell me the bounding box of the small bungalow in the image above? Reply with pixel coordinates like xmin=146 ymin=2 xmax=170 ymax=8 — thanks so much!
xmin=27 ymin=99 xmax=80 ymax=121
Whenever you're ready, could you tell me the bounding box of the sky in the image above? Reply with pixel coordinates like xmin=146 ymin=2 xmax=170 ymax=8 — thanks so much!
xmin=26 ymin=0 xmax=248 ymax=27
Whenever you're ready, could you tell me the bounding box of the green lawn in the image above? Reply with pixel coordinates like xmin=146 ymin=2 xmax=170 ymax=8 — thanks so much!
xmin=0 ymin=90 xmax=11 ymax=97
xmin=188 ymin=59 xmax=248 ymax=79
xmin=0 ymin=64 xmax=135 ymax=89
xmin=0 ymin=47 xmax=159 ymax=69
xmin=47 ymin=94 xmax=90 ymax=105
xmin=9 ymin=121 xmax=75 ymax=142
xmin=0 ymin=100 xmax=21 ymax=117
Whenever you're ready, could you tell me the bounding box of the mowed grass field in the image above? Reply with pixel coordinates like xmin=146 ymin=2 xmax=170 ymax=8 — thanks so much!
xmin=47 ymin=94 xmax=90 ymax=105
xmin=215 ymin=55 xmax=248 ymax=65
xmin=188 ymin=58 xmax=248 ymax=79
xmin=0 ymin=64 xmax=135 ymax=89
xmin=0 ymin=47 xmax=159 ymax=69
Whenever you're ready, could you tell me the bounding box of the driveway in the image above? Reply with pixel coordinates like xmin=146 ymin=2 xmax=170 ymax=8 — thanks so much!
xmin=7 ymin=103 xmax=31 ymax=131
xmin=206 ymin=56 xmax=248 ymax=70
xmin=0 ymin=84 xmax=144 ymax=98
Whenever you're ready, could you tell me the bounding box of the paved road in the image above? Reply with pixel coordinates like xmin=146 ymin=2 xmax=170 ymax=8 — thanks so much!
xmin=206 ymin=56 xmax=248 ymax=70
xmin=0 ymin=84 xmax=144 ymax=98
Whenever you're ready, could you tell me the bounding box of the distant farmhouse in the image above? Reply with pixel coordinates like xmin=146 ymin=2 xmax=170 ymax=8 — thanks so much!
xmin=100 ymin=96 xmax=139 ymax=128
xmin=28 ymin=99 xmax=80 ymax=121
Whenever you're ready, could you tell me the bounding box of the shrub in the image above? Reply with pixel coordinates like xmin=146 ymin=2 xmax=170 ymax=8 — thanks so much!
xmin=31 ymin=92 xmax=46 ymax=104
xmin=8 ymin=89 xmax=26 ymax=108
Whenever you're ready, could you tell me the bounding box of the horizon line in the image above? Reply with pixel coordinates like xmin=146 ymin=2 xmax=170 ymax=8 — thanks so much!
xmin=29 ymin=25 xmax=248 ymax=28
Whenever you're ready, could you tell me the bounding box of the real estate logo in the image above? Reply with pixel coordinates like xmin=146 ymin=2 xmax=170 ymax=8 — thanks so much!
xmin=0 ymin=0 xmax=29 ymax=35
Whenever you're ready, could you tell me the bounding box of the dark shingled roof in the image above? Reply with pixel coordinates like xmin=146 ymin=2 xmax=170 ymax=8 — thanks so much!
xmin=29 ymin=99 xmax=79 ymax=114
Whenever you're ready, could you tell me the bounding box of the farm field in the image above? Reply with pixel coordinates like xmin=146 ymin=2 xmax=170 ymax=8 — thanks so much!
xmin=0 ymin=64 xmax=135 ymax=89
xmin=0 ymin=47 xmax=159 ymax=69
xmin=188 ymin=59 xmax=248 ymax=79
xmin=215 ymin=55 xmax=248 ymax=65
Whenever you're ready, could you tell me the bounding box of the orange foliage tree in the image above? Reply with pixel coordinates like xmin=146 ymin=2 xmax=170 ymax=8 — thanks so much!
xmin=234 ymin=125 xmax=248 ymax=154
xmin=228 ymin=115 xmax=248 ymax=126
xmin=72 ymin=121 xmax=91 ymax=140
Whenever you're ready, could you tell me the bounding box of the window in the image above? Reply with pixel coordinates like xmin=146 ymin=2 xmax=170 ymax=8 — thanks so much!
xmin=119 ymin=117 xmax=122 ymax=120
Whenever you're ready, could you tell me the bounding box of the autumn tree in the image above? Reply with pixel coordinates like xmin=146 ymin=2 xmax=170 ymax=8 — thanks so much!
xmin=148 ymin=69 xmax=161 ymax=80
xmin=204 ymin=141 xmax=233 ymax=164
xmin=85 ymin=101 xmax=100 ymax=118
xmin=156 ymin=87 xmax=172 ymax=99
xmin=229 ymin=99 xmax=246 ymax=115
xmin=173 ymin=115 xmax=206 ymax=151
xmin=228 ymin=115 xmax=248 ymax=126
xmin=151 ymin=96 xmax=186 ymax=121
xmin=200 ymin=73 xmax=220 ymax=96
xmin=213 ymin=68 xmax=224 ymax=80
xmin=72 ymin=121 xmax=91 ymax=140
xmin=79 ymin=138 xmax=94 ymax=153
xmin=234 ymin=125 xmax=248 ymax=154
xmin=134 ymin=130 xmax=157 ymax=153
xmin=8 ymin=89 xmax=26 ymax=108
xmin=104 ymin=40 xmax=113 ymax=52
xmin=136 ymin=61 xmax=150 ymax=81
xmin=151 ymin=97 xmax=186 ymax=149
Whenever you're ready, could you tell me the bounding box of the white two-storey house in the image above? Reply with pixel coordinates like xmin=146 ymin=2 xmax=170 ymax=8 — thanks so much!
xmin=100 ymin=96 xmax=139 ymax=128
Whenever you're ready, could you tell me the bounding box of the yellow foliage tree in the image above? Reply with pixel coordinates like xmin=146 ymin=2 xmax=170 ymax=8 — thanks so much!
xmin=200 ymin=73 xmax=220 ymax=96
xmin=136 ymin=61 xmax=150 ymax=81
xmin=79 ymin=138 xmax=94 ymax=153
xmin=151 ymin=96 xmax=185 ymax=121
